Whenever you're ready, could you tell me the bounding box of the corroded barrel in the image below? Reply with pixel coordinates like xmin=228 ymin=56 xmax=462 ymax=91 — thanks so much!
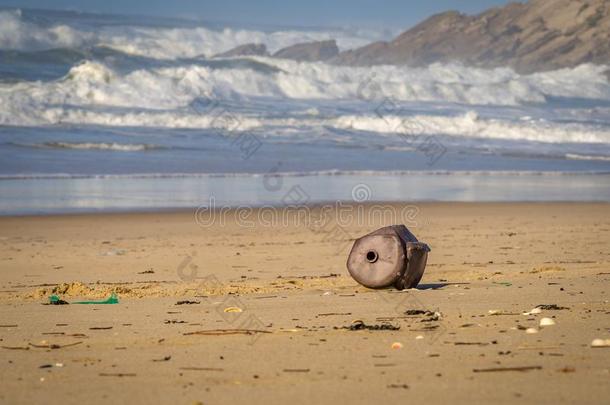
xmin=346 ymin=225 xmax=430 ymax=290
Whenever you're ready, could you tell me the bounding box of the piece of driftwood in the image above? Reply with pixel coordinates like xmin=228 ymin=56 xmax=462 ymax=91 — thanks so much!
xmin=346 ymin=225 xmax=430 ymax=290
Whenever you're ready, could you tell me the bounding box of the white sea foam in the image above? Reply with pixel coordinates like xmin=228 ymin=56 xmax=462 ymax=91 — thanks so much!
xmin=0 ymin=10 xmax=384 ymax=58
xmin=0 ymin=10 xmax=95 ymax=50
xmin=1 ymin=58 xmax=608 ymax=110
xmin=333 ymin=111 xmax=610 ymax=144
xmin=37 ymin=142 xmax=161 ymax=151
xmin=0 ymin=59 xmax=609 ymax=146
xmin=565 ymin=153 xmax=610 ymax=161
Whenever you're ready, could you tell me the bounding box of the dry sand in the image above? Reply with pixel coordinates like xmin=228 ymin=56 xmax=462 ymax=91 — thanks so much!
xmin=0 ymin=202 xmax=609 ymax=404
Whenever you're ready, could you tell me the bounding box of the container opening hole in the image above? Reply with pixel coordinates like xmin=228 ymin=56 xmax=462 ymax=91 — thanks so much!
xmin=366 ymin=250 xmax=378 ymax=263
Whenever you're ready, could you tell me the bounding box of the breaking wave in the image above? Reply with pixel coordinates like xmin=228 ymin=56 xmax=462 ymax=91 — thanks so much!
xmin=0 ymin=8 xmax=609 ymax=156
xmin=0 ymin=59 xmax=608 ymax=146
xmin=0 ymin=9 xmax=385 ymax=58
xmin=0 ymin=58 xmax=609 ymax=129
xmin=334 ymin=111 xmax=610 ymax=144
xmin=17 ymin=142 xmax=163 ymax=151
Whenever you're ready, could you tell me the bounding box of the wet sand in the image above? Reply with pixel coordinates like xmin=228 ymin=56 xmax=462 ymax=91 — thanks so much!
xmin=0 ymin=203 xmax=609 ymax=404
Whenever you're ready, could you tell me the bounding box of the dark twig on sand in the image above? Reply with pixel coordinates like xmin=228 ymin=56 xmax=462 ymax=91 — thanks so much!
xmin=473 ymin=366 xmax=542 ymax=373
xmin=99 ymin=373 xmax=137 ymax=377
xmin=176 ymin=300 xmax=200 ymax=305
xmin=535 ymin=304 xmax=569 ymax=310
xmin=343 ymin=320 xmax=400 ymax=331
xmin=183 ymin=329 xmax=271 ymax=336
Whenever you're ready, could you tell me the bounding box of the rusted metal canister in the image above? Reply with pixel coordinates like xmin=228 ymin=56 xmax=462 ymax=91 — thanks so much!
xmin=346 ymin=225 xmax=430 ymax=290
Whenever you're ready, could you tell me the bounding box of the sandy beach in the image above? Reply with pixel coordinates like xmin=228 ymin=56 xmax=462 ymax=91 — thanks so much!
xmin=1 ymin=202 xmax=609 ymax=404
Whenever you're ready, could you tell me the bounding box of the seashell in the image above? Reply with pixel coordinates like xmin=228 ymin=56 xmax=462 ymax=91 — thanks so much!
xmin=223 ymin=306 xmax=243 ymax=313
xmin=525 ymin=328 xmax=538 ymax=334
xmin=539 ymin=317 xmax=555 ymax=326
xmin=391 ymin=342 xmax=403 ymax=349
xmin=591 ymin=338 xmax=610 ymax=347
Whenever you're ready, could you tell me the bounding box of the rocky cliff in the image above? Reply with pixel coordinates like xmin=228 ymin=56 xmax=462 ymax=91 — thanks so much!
xmin=214 ymin=43 xmax=269 ymax=58
xmin=333 ymin=0 xmax=610 ymax=73
xmin=272 ymin=40 xmax=339 ymax=62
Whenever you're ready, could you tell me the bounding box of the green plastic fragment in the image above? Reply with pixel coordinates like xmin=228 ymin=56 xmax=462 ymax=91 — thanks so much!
xmin=492 ymin=281 xmax=512 ymax=287
xmin=48 ymin=293 xmax=119 ymax=305
xmin=73 ymin=292 xmax=119 ymax=305
xmin=48 ymin=295 xmax=69 ymax=305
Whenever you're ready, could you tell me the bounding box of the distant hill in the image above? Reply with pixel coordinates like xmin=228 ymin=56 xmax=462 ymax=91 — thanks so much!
xmin=272 ymin=40 xmax=339 ymax=62
xmin=333 ymin=0 xmax=610 ymax=73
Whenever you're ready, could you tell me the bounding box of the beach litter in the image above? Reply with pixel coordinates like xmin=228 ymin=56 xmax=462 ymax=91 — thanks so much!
xmin=47 ymin=293 xmax=119 ymax=305
xmin=536 ymin=304 xmax=569 ymax=310
xmin=176 ymin=300 xmax=200 ymax=305
xmin=387 ymin=384 xmax=409 ymax=389
xmin=183 ymin=329 xmax=271 ymax=336
xmin=492 ymin=281 xmax=512 ymax=287
xmin=48 ymin=295 xmax=69 ymax=305
xmin=344 ymin=320 xmax=400 ymax=331
xmin=39 ymin=363 xmax=64 ymax=368
xmin=473 ymin=366 xmax=542 ymax=373
xmin=405 ymin=309 xmax=433 ymax=316
xmin=539 ymin=317 xmax=556 ymax=327
xmin=347 ymin=225 xmax=430 ymax=290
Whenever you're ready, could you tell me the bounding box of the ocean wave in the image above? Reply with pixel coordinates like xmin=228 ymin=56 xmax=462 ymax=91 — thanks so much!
xmin=334 ymin=111 xmax=610 ymax=144
xmin=15 ymin=141 xmax=163 ymax=151
xmin=0 ymin=10 xmax=95 ymax=51
xmin=1 ymin=9 xmax=609 ymax=152
xmin=1 ymin=59 xmax=609 ymax=128
xmin=2 ymin=105 xmax=608 ymax=146
xmin=0 ymin=9 xmax=383 ymax=58
xmin=565 ymin=153 xmax=610 ymax=162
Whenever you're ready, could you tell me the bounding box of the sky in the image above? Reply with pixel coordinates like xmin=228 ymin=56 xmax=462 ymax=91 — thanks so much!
xmin=0 ymin=0 xmax=513 ymax=29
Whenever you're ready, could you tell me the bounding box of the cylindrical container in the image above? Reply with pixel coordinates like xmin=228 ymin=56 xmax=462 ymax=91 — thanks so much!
xmin=346 ymin=225 xmax=430 ymax=290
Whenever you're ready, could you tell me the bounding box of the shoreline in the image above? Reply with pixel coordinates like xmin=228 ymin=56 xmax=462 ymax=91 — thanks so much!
xmin=2 ymin=200 xmax=610 ymax=218
xmin=2 ymin=171 xmax=610 ymax=215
